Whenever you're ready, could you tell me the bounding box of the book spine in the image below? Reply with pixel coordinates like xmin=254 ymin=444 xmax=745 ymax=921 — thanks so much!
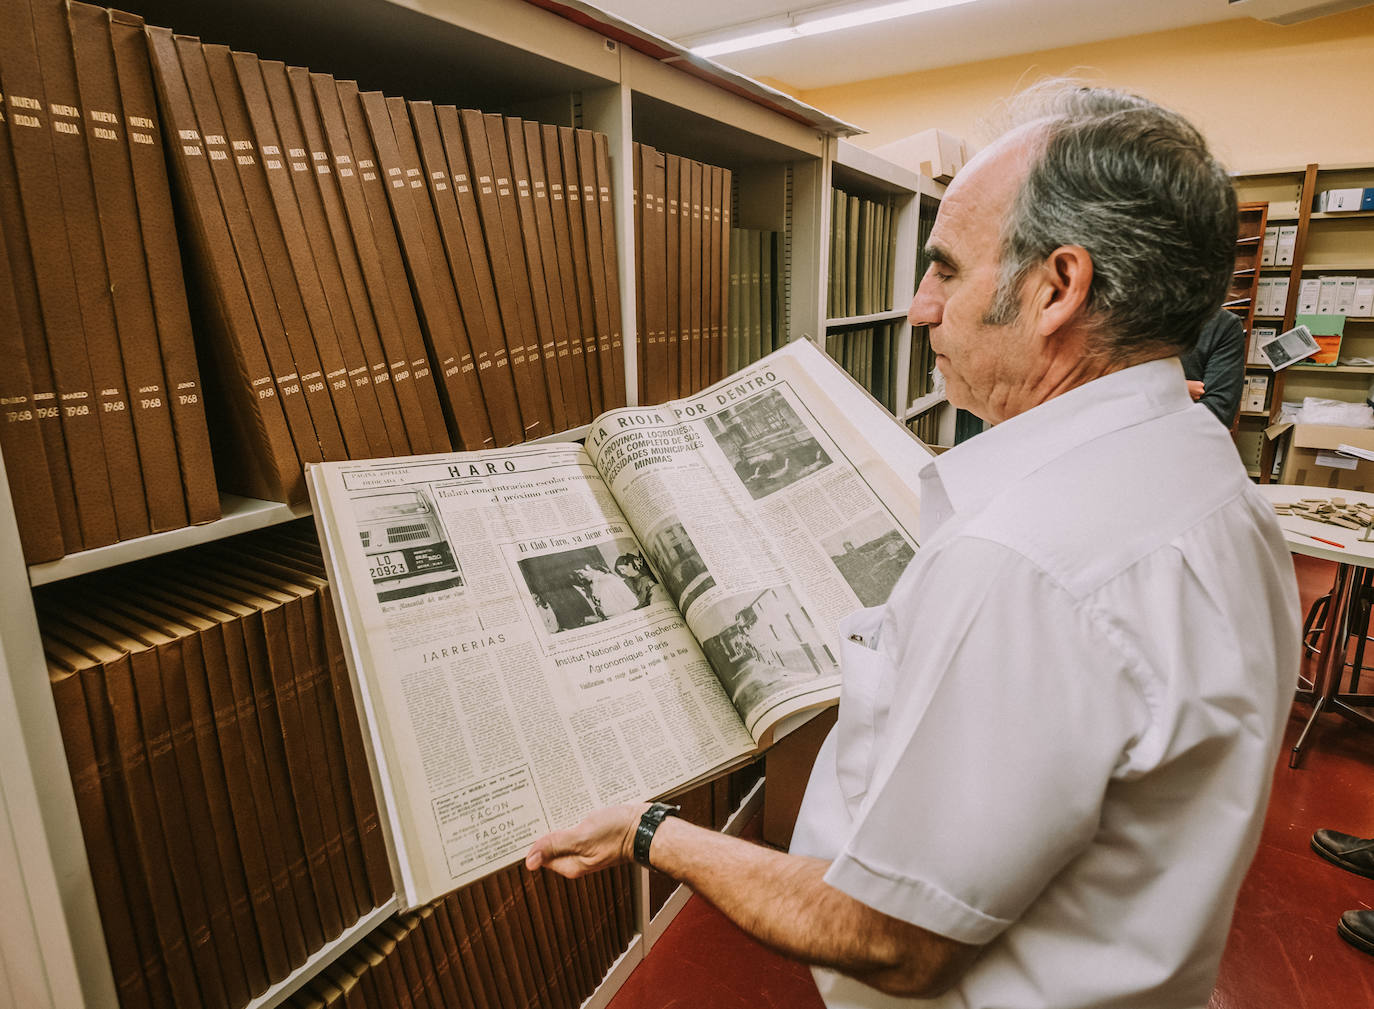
xmin=28 ymin=0 xmax=149 ymax=540
xmin=665 ymin=154 xmax=682 ymax=397
xmin=196 ymin=42 xmax=349 ymax=464
xmin=0 ymin=2 xmax=120 ymax=549
xmin=555 ymin=127 xmax=604 ymax=417
xmin=408 ymin=100 xmax=523 ymax=447
xmin=107 ymin=11 xmax=220 ymax=525
xmin=66 ymin=1 xmax=187 ymax=535
xmin=334 ymin=79 xmax=452 ymax=451
xmin=593 ymin=132 xmax=626 ymax=409
xmin=221 ymin=48 xmax=373 ymax=461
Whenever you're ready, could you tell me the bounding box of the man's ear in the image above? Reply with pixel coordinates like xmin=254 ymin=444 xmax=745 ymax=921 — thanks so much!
xmin=1031 ymin=245 xmax=1093 ymax=336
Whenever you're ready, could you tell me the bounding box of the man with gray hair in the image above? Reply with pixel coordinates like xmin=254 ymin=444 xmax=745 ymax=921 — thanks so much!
xmin=526 ymin=83 xmax=1300 ymax=1008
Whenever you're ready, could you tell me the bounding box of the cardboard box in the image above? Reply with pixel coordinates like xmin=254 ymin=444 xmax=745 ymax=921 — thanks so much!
xmin=1261 ymin=226 xmax=1279 ymax=267
xmin=1276 ymin=224 xmax=1298 ymax=265
xmin=1317 ymin=188 xmax=1365 ymax=212
xmin=874 ymin=128 xmax=967 ymax=183
xmin=1271 ymin=423 xmax=1374 ymax=490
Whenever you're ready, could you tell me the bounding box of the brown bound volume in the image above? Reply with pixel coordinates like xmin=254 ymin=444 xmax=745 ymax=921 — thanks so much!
xmin=334 ymin=80 xmax=452 ymax=452
xmin=271 ymin=65 xmax=409 ymax=456
xmin=720 ymin=167 xmax=734 ymax=367
xmin=220 ymin=545 xmax=362 ymax=925
xmin=129 ymin=572 xmax=293 ymax=984
xmin=474 ymin=875 xmax=539 ymax=1009
xmin=412 ymin=905 xmax=462 ymax=1009
xmin=144 ymin=570 xmax=311 ymax=967
xmin=40 ymin=619 xmax=184 ymax=1009
xmin=194 ymin=41 xmax=349 ymax=464
xmin=145 ymin=27 xmax=310 ymax=502
xmin=198 ymin=557 xmax=347 ymax=942
xmin=709 ymin=166 xmax=725 ymax=383
xmin=107 ymin=11 xmax=219 ymax=525
xmin=445 ymin=887 xmax=503 ymax=1009
xmin=238 ymin=54 xmax=390 ymax=459
xmin=39 ymin=600 xmax=228 ymax=1009
xmin=407 ymin=102 xmax=522 ymax=447
xmin=509 ymin=866 xmax=570 ymax=1009
xmin=456 ymin=108 xmax=550 ymax=437
xmin=576 ymin=130 xmax=619 ymax=410
xmin=99 ymin=586 xmax=269 ymax=1000
xmin=566 ymin=128 xmax=612 ymax=413
xmin=0 ymin=98 xmax=74 ymax=559
xmin=689 ymin=159 xmax=704 ymax=392
xmin=676 ymin=155 xmax=693 ymax=391
xmin=81 ymin=592 xmax=253 ymax=1007
xmin=664 ymin=154 xmax=682 ymax=399
xmin=0 ymin=203 xmax=63 ymax=562
xmin=363 ymin=92 xmax=493 ymax=450
xmin=508 ymin=118 xmax=578 ymax=428
xmin=27 ymin=0 xmax=148 ymax=541
xmin=301 ymin=69 xmax=435 ymax=454
xmin=66 ymin=2 xmax=186 ymax=534
xmin=523 ymin=120 xmax=589 ymax=428
xmin=433 ymin=106 xmax=534 ymax=442
xmin=475 ymin=111 xmax=557 ymax=434
xmin=633 ymin=143 xmax=645 ymax=402
xmin=44 ymin=635 xmax=154 ymax=1009
xmin=642 ymin=144 xmax=668 ymax=405
xmin=592 ymin=132 xmax=627 ymax=408
xmin=430 ymin=895 xmax=492 ymax=1009
xmin=549 ymin=124 xmax=603 ymax=418
xmin=383 ymin=917 xmax=434 ymax=1009
xmin=214 ymin=47 xmax=371 ymax=461
xmin=0 ymin=4 xmax=118 ymax=549
xmin=504 ymin=117 xmax=571 ymax=432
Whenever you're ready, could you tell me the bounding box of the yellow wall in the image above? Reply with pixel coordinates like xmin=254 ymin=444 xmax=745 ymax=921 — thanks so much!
xmin=790 ymin=8 xmax=1374 ymax=174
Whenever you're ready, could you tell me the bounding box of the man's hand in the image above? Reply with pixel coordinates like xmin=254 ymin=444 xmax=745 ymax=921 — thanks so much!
xmin=525 ymin=802 xmax=649 ymax=878
xmin=1186 ymin=379 xmax=1205 ymax=401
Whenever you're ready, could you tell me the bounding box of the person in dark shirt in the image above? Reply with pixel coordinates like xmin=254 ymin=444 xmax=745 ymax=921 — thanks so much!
xmin=1180 ymin=308 xmax=1247 ymax=427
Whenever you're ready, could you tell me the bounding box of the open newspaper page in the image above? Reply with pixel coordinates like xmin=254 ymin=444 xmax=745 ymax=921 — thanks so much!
xmin=586 ymin=339 xmax=931 ymax=744
xmin=309 ymin=443 xmax=755 ymax=907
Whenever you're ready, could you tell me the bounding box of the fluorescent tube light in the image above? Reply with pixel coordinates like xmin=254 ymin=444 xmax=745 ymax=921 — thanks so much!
xmin=690 ymin=0 xmax=982 ymax=58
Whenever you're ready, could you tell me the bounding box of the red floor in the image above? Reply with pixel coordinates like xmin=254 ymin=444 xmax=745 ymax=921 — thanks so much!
xmin=609 ymin=553 xmax=1374 ymax=1008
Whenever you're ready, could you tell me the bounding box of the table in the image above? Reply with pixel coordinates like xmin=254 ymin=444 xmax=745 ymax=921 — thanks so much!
xmin=1259 ymin=485 xmax=1374 ymax=766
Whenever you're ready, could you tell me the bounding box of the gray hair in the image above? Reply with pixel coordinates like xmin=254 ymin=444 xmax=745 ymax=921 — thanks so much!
xmin=984 ymin=82 xmax=1237 ymax=358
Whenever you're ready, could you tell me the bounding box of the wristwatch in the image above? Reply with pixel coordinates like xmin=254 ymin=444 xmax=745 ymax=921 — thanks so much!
xmin=633 ymin=802 xmax=681 ymax=869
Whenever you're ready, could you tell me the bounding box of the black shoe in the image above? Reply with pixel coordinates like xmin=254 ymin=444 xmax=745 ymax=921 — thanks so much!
xmin=1311 ymin=829 xmax=1374 ymax=880
xmin=1338 ymin=911 xmax=1374 ymax=955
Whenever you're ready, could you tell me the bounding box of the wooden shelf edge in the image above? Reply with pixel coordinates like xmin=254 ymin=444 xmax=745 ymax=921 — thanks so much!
xmin=825 ymin=308 xmax=908 ymax=327
xmin=27 ymin=494 xmax=312 ymax=587
xmin=248 ymin=899 xmax=399 ymax=1009
xmin=904 ymin=390 xmax=947 ymax=420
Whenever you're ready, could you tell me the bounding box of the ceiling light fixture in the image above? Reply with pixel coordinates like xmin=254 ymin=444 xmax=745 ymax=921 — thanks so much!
xmin=689 ymin=0 xmax=982 ymax=58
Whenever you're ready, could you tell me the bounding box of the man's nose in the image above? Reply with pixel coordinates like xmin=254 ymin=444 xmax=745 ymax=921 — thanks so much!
xmin=909 ymin=271 xmax=942 ymax=327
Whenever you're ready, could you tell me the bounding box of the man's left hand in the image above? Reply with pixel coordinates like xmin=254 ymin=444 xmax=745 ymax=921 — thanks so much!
xmin=1186 ymin=380 xmax=1205 ymax=401
xmin=525 ymin=803 xmax=649 ymax=877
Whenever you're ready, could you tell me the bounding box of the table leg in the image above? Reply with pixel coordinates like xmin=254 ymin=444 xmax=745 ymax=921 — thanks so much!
xmin=1292 ymin=562 xmax=1353 ymax=768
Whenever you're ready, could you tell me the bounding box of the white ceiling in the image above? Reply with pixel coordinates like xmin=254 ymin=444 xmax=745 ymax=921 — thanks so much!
xmin=595 ymin=0 xmax=1347 ymax=90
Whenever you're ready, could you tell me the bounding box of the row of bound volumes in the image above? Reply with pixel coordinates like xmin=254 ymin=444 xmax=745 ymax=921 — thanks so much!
xmin=828 ymin=185 xmax=896 ymax=319
xmin=148 ymin=31 xmax=627 ymax=504
xmin=0 ymin=0 xmax=220 ymax=564
xmin=728 ymin=227 xmax=785 ymax=373
xmin=40 ymin=522 xmax=393 ymax=1009
xmin=633 ymin=142 xmax=732 ymax=405
xmin=281 ymin=864 xmax=635 ymax=1009
xmin=825 ymin=322 xmax=904 ymax=414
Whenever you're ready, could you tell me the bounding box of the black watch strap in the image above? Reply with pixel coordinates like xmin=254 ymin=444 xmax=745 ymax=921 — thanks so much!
xmin=633 ymin=802 xmax=680 ymax=868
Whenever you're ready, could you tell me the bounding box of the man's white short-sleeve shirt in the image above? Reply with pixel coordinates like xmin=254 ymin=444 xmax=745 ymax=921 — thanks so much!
xmin=792 ymin=357 xmax=1300 ymax=1009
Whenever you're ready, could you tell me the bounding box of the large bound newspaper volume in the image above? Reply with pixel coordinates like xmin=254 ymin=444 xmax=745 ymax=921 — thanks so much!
xmin=309 ymin=339 xmax=930 ymax=908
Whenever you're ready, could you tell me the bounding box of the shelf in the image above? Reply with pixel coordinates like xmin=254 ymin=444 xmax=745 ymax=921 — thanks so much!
xmin=904 ymin=389 xmax=947 ymax=420
xmin=1266 ymin=211 xmax=1301 ymax=222
xmin=1310 ymin=210 xmax=1374 ymax=221
xmin=1235 ymin=235 xmax=1262 ymax=246
xmin=1300 ymin=262 xmax=1374 ymax=272
xmin=825 ymin=308 xmax=909 ymax=328
xmin=1239 ymin=410 xmax=1272 ymax=419
xmin=249 ymin=900 xmax=400 ymax=1009
xmin=1260 ymin=265 xmax=1295 ymax=272
xmin=832 ymin=139 xmax=925 ymax=196
xmin=27 ymin=494 xmax=313 ymax=587
xmin=1290 ymin=364 xmax=1374 ymax=374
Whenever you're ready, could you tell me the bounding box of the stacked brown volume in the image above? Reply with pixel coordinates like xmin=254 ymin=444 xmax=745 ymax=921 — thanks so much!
xmin=39 ymin=521 xmax=393 ymax=1009
xmin=279 ymin=864 xmax=637 ymax=1009
xmin=828 ymin=185 xmax=897 ymax=318
xmin=728 ymin=227 xmax=786 ymax=372
xmin=145 ymin=33 xmax=626 ymax=505
xmin=633 ymin=142 xmax=732 ymax=404
xmin=0 ymin=0 xmax=220 ymax=564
